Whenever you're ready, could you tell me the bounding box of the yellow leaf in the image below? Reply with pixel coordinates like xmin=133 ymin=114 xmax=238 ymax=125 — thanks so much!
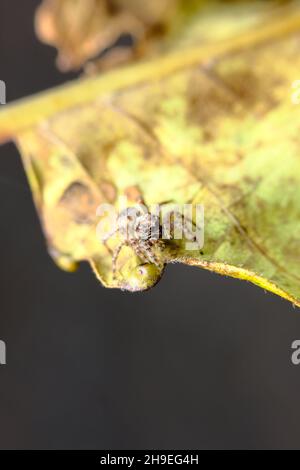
xmin=35 ymin=0 xmax=179 ymax=71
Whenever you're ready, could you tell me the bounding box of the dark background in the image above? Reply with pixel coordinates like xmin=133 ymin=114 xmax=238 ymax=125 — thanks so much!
xmin=0 ymin=0 xmax=300 ymax=450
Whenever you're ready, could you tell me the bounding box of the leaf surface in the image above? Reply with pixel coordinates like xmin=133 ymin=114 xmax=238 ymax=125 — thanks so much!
xmin=1 ymin=1 xmax=300 ymax=304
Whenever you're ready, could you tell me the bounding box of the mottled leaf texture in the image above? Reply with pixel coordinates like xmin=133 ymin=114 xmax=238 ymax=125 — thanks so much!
xmin=35 ymin=0 xmax=180 ymax=71
xmin=1 ymin=1 xmax=300 ymax=304
xmin=34 ymin=0 xmax=279 ymax=72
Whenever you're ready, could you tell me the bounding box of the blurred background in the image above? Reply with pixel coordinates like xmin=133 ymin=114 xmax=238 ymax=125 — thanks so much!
xmin=0 ymin=0 xmax=300 ymax=450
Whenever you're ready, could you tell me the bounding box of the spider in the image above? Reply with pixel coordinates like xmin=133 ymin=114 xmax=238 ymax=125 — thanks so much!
xmin=101 ymin=199 xmax=200 ymax=279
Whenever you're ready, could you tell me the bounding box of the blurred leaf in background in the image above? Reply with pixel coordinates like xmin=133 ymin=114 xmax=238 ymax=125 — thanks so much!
xmin=0 ymin=0 xmax=300 ymax=305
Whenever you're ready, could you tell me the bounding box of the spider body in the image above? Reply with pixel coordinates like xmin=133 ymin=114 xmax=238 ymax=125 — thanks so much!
xmin=103 ymin=206 xmax=165 ymax=278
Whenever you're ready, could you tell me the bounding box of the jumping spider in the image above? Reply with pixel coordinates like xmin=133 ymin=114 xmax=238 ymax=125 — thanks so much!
xmin=102 ymin=200 xmax=199 ymax=279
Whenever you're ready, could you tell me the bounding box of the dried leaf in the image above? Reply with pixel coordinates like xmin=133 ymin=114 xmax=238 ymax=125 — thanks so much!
xmin=1 ymin=1 xmax=300 ymax=304
xmin=35 ymin=0 xmax=179 ymax=71
xmin=35 ymin=0 xmax=290 ymax=72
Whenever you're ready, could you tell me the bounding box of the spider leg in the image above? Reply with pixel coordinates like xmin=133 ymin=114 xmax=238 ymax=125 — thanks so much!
xmin=132 ymin=242 xmax=149 ymax=265
xmin=136 ymin=241 xmax=162 ymax=267
xmin=112 ymin=242 xmax=126 ymax=279
xmin=102 ymin=227 xmax=119 ymax=243
xmin=149 ymin=238 xmax=165 ymax=250
xmin=158 ymin=200 xmax=175 ymax=207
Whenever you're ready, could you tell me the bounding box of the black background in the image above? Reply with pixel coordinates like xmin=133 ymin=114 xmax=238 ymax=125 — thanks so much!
xmin=0 ymin=0 xmax=300 ymax=450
